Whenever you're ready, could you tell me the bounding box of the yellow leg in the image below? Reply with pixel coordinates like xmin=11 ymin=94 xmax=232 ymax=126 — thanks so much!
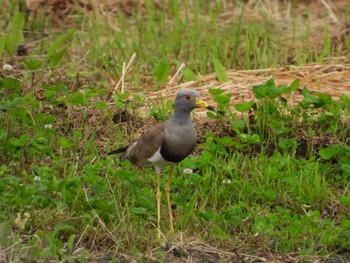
xmin=156 ymin=172 xmax=162 ymax=239
xmin=165 ymin=166 xmax=175 ymax=234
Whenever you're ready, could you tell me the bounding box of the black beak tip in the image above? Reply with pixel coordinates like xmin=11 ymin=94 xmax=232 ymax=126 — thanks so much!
xmin=207 ymin=105 xmax=215 ymax=111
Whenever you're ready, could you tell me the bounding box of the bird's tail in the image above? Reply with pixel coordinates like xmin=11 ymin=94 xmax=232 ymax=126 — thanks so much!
xmin=106 ymin=146 xmax=128 ymax=155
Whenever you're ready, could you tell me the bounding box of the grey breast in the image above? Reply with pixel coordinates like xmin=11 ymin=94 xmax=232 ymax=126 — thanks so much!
xmin=160 ymin=119 xmax=197 ymax=163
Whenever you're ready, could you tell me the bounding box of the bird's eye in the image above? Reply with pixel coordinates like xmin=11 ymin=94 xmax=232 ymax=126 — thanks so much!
xmin=184 ymin=94 xmax=192 ymax=100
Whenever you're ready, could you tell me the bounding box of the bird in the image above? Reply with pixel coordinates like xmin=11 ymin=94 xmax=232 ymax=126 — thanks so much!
xmin=107 ymin=89 xmax=214 ymax=238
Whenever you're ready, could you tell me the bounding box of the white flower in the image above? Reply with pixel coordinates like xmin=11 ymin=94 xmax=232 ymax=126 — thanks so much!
xmin=9 ymin=161 xmax=17 ymax=167
xmin=44 ymin=124 xmax=53 ymax=129
xmin=183 ymin=168 xmax=193 ymax=175
xmin=34 ymin=176 xmax=41 ymax=181
xmin=222 ymin=179 xmax=232 ymax=184
xmin=3 ymin=64 xmax=14 ymax=71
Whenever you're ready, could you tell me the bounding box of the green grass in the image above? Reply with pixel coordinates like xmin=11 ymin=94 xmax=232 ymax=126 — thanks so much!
xmin=1 ymin=1 xmax=350 ymax=262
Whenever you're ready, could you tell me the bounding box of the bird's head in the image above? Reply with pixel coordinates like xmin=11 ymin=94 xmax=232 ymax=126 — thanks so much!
xmin=174 ymin=89 xmax=215 ymax=113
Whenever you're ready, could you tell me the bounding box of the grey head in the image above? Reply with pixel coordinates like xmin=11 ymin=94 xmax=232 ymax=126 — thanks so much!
xmin=173 ymin=89 xmax=214 ymax=123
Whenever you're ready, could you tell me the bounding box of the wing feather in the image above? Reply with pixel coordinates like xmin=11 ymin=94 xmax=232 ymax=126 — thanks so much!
xmin=121 ymin=122 xmax=166 ymax=164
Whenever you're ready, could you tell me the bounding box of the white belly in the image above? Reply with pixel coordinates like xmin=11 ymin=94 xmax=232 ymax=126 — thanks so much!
xmin=147 ymin=147 xmax=174 ymax=173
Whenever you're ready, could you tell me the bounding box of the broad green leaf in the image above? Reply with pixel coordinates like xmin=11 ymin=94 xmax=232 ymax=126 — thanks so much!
xmin=216 ymin=93 xmax=232 ymax=106
xmin=67 ymin=234 xmax=76 ymax=252
xmin=277 ymin=79 xmax=300 ymax=95
xmin=252 ymin=216 xmax=270 ymax=233
xmin=230 ymin=119 xmax=246 ymax=129
xmin=279 ymin=138 xmax=297 ymax=150
xmin=317 ymin=93 xmax=332 ymax=104
xmin=114 ymin=93 xmax=126 ymax=109
xmin=209 ymin=88 xmax=225 ymax=96
xmin=0 ymin=128 xmax=7 ymax=140
xmin=82 ymin=174 xmax=99 ymax=184
xmin=265 ymin=78 xmax=279 ymax=98
xmin=182 ymin=68 xmax=197 ymax=81
xmin=0 ymin=97 xmax=22 ymax=110
xmin=31 ymin=137 xmax=51 ymax=153
xmin=206 ymin=111 xmax=216 ymax=119
xmin=289 ymin=78 xmax=300 ymax=92
xmin=19 ymin=133 xmax=30 ymax=145
xmin=43 ymin=90 xmax=56 ymax=100
xmin=46 ymin=29 xmax=76 ymax=55
xmin=9 ymin=133 xmax=30 ymax=147
xmin=240 ymin=133 xmax=260 ymax=144
xmin=3 ymin=78 xmax=21 ymax=93
xmin=114 ymin=99 xmax=125 ymax=109
xmin=83 ymin=163 xmax=103 ymax=177
xmin=5 ymin=13 xmax=25 ymax=56
xmin=253 ymin=83 xmax=268 ymax=99
xmin=341 ymin=219 xmax=350 ymax=230
xmin=23 ymin=58 xmax=42 ymax=70
xmin=68 ymin=91 xmax=88 ymax=106
xmin=154 ymin=62 xmax=170 ymax=83
xmin=340 ymin=197 xmax=350 ymax=205
xmin=235 ymin=100 xmax=255 ymax=112
xmin=119 ymin=91 xmax=130 ymax=100
xmin=94 ymin=101 xmax=108 ymax=108
xmin=307 ymin=127 xmax=315 ymax=137
xmin=58 ymin=137 xmax=73 ymax=148
xmin=133 ymin=94 xmax=144 ymax=103
xmin=300 ymin=87 xmax=324 ymax=108
xmin=216 ymin=136 xmax=236 ymax=147
xmin=213 ymin=58 xmax=228 ymax=82
xmin=8 ymin=13 xmax=25 ymax=35
xmin=341 ymin=164 xmax=350 ymax=175
xmin=253 ymin=78 xmax=279 ymax=99
xmin=47 ymin=47 xmax=69 ymax=68
xmin=45 ymin=30 xmax=76 ymax=67
xmin=196 ymin=208 xmax=216 ymax=221
xmin=54 ymin=223 xmax=76 ymax=233
xmin=130 ymin=207 xmax=149 ymax=215
xmin=318 ymin=146 xmax=340 ymax=160
xmin=340 ymin=94 xmax=350 ymax=106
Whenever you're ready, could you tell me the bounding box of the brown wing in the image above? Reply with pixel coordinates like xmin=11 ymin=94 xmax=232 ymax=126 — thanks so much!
xmin=121 ymin=122 xmax=166 ymax=164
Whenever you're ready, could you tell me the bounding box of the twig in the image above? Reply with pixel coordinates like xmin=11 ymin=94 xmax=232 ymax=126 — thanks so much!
xmin=83 ymin=185 xmax=118 ymax=244
xmin=320 ymin=0 xmax=339 ymax=24
xmin=113 ymin=53 xmax=137 ymax=94
xmin=149 ymin=222 xmax=167 ymax=241
xmin=105 ymin=172 xmax=131 ymax=244
xmin=169 ymin=63 xmax=186 ymax=85
xmin=1 ymin=239 xmax=23 ymax=253
xmin=75 ymin=214 xmax=97 ymax=248
xmin=122 ymin=61 xmax=126 ymax=94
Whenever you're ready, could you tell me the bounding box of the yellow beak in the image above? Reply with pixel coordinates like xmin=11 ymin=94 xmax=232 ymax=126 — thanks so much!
xmin=195 ymin=98 xmax=215 ymax=111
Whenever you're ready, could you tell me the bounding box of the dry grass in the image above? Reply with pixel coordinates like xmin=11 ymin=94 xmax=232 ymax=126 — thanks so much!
xmin=127 ymin=61 xmax=350 ymax=118
xmin=89 ymin=236 xmax=350 ymax=263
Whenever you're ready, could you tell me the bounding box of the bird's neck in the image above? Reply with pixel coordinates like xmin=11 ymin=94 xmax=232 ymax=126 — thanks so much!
xmin=172 ymin=109 xmax=192 ymax=125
